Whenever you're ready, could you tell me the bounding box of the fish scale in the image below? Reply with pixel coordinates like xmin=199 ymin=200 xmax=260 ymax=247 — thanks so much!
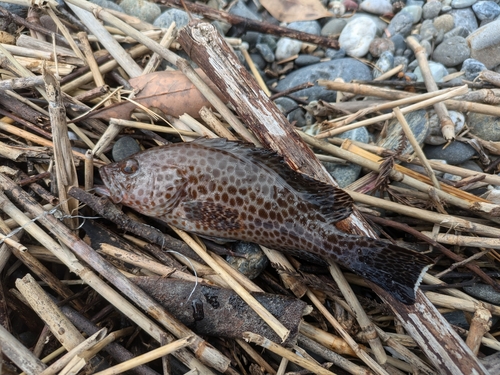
xmin=98 ymin=138 xmax=433 ymax=304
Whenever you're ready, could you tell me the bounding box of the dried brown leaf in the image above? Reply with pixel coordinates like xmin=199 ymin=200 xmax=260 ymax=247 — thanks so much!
xmin=89 ymin=70 xmax=227 ymax=121
xmin=260 ymin=0 xmax=333 ymax=22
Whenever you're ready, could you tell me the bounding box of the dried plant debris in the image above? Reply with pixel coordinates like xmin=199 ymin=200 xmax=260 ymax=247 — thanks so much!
xmin=0 ymin=1 xmax=499 ymax=375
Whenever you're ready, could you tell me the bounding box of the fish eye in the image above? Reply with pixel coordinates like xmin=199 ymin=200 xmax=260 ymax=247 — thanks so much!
xmin=120 ymin=159 xmax=139 ymax=174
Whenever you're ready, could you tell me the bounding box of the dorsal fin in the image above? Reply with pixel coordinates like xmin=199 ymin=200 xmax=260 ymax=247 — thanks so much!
xmin=191 ymin=138 xmax=353 ymax=223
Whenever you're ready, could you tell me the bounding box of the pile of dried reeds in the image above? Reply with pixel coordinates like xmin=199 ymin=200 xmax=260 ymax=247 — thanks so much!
xmin=0 ymin=0 xmax=499 ymax=374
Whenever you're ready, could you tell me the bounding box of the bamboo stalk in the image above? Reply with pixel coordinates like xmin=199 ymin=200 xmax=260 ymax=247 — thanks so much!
xmin=305 ymin=289 xmax=390 ymax=375
xmin=315 ymin=85 xmax=467 ymax=138
xmin=93 ymin=336 xmax=195 ymax=375
xmin=425 ymin=292 xmax=500 ymax=316
xmin=0 ymin=188 xmax=224 ymax=374
xmin=243 ymin=332 xmax=338 ymax=375
xmin=393 ymin=106 xmax=440 ymax=189
xmin=0 ymin=323 xmax=47 ymax=374
xmin=421 ymin=231 xmax=500 ymax=248
xmin=38 ymin=328 xmax=107 ymax=375
xmin=15 ymin=273 xmax=85 ymax=350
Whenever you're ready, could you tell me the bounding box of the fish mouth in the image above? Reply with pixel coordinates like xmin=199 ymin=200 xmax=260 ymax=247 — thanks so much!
xmin=94 ymin=185 xmax=111 ymax=197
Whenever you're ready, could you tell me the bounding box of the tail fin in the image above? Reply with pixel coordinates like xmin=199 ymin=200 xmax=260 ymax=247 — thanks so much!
xmin=338 ymin=237 xmax=433 ymax=304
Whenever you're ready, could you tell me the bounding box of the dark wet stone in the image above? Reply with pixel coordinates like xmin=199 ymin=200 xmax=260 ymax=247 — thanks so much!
xmin=423 ymin=141 xmax=476 ymax=164
xmin=442 ymin=310 xmax=469 ymax=329
xmin=275 ymin=58 xmax=372 ymax=102
xmin=467 ymin=112 xmax=500 ymax=141
xmin=255 ymin=43 xmax=275 ymax=62
xmin=461 ymin=58 xmax=487 ymax=80
xmin=112 ymin=136 xmax=141 ymax=162
xmin=226 ymin=242 xmax=268 ymax=279
xmin=463 ymin=284 xmax=500 ymax=305
xmin=294 ymin=54 xmax=321 ymax=67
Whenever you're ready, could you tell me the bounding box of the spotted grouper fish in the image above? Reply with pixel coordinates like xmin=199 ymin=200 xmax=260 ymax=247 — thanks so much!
xmin=98 ymin=138 xmax=433 ymax=304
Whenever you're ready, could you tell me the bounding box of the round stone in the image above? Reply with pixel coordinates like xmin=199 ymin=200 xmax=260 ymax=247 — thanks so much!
xmin=451 ymin=0 xmax=478 ymax=8
xmin=120 ymin=0 xmax=160 ymax=23
xmin=321 ymin=18 xmax=347 ymax=37
xmin=275 ymin=58 xmax=372 ymax=102
xmin=275 ymin=38 xmax=302 ymax=60
xmin=378 ymin=110 xmax=430 ymax=154
xmin=112 ymin=136 xmax=141 ymax=162
xmin=472 ymin=1 xmax=500 ymax=21
xmin=423 ymin=0 xmax=442 ymax=19
xmin=434 ymin=14 xmax=455 ymax=34
xmin=387 ymin=12 xmax=415 ymax=36
xmin=414 ymin=61 xmax=449 ymax=82
xmin=369 ymin=37 xmax=395 ymax=58
xmin=359 ymin=0 xmax=393 ymax=15
xmin=461 ymin=58 xmax=487 ymax=80
xmin=450 ymin=8 xmax=478 ymax=34
xmin=432 ymin=36 xmax=470 ymax=66
xmin=467 ymin=112 xmax=500 ymax=141
xmin=339 ymin=16 xmax=378 ymax=57
xmin=423 ymin=142 xmax=476 ymax=165
xmin=154 ymin=8 xmax=190 ymax=28
xmin=373 ymin=51 xmax=394 ymax=78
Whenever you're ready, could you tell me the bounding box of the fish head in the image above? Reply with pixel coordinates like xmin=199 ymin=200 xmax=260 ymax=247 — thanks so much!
xmin=98 ymin=148 xmax=186 ymax=216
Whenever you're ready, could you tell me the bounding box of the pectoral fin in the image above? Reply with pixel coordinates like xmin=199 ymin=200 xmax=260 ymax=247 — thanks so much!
xmin=182 ymin=201 xmax=242 ymax=232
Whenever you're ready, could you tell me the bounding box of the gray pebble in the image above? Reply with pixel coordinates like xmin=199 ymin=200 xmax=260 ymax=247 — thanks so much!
xmin=387 ymin=12 xmax=415 ymax=36
xmin=289 ymin=20 xmax=321 ymax=35
xmin=391 ymin=33 xmax=407 ymax=53
xmin=119 ymin=0 xmax=160 ymax=23
xmin=400 ymin=4 xmax=423 ymax=23
xmin=450 ymin=8 xmax=479 ymax=33
xmin=274 ymin=97 xmax=305 ymax=126
xmin=321 ymin=18 xmax=347 ymax=37
xmin=444 ymin=26 xmax=470 ymax=39
xmin=323 ymin=127 xmax=370 ymax=187
xmin=325 ymin=48 xmax=347 ymax=59
xmin=275 ymin=38 xmax=302 ymax=60
xmin=420 ymin=19 xmax=439 ymax=41
xmin=226 ymin=242 xmax=268 ymax=279
xmin=359 ymin=0 xmax=393 ymax=15
xmin=112 ymin=136 xmax=141 ymax=162
xmin=472 ymin=1 xmax=500 ymax=21
xmin=294 ymin=54 xmax=321 ymax=67
xmin=275 ymin=58 xmax=372 ymax=102
xmin=339 ymin=16 xmax=377 ymax=57
xmin=89 ymin=0 xmax=123 ymax=12
xmin=461 ymin=58 xmax=487 ymax=80
xmin=463 ymin=284 xmax=500 ymax=305
xmin=256 ymin=43 xmax=275 ymax=62
xmin=424 ymin=141 xmax=476 ymax=164
xmin=153 ymin=8 xmax=190 ymax=28
xmin=373 ymin=51 xmax=394 ymax=78
xmin=228 ymin=0 xmax=261 ymax=20
xmin=442 ymin=311 xmax=469 ymax=329
xmin=249 ymin=53 xmax=266 ymax=70
xmin=378 ymin=110 xmax=430 ymax=154
xmin=467 ymin=112 xmax=500 ymax=141
xmin=432 ymin=36 xmax=470 ymax=66
xmin=414 ymin=61 xmax=448 ymax=81
xmin=451 ymin=0 xmax=478 ymax=8
xmin=423 ymin=0 xmax=442 ymax=19
xmin=467 ymin=19 xmax=500 ymax=68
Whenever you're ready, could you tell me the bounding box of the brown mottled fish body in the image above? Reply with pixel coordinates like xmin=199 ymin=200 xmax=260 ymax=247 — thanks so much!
xmin=99 ymin=139 xmax=433 ymax=304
